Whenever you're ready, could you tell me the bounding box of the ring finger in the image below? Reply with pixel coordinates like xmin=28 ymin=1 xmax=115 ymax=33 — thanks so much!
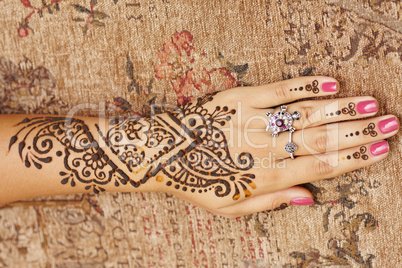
xmin=249 ymin=115 xmax=399 ymax=158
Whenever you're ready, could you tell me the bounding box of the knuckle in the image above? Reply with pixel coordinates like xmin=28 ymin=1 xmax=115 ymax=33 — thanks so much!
xmin=273 ymin=84 xmax=292 ymax=102
xmin=313 ymin=128 xmax=336 ymax=152
xmin=313 ymin=156 xmax=335 ymax=176
xmin=314 ymin=130 xmax=331 ymax=152
xmin=301 ymin=105 xmax=318 ymax=125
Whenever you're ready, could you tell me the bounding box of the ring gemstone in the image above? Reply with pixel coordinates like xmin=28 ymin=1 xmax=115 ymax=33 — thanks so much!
xmin=268 ymin=112 xmax=293 ymax=133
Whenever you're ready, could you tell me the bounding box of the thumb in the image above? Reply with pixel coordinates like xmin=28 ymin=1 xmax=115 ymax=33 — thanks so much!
xmin=216 ymin=186 xmax=314 ymax=218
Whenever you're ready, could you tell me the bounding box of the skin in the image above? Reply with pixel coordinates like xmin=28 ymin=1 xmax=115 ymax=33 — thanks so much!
xmin=0 ymin=76 xmax=399 ymax=218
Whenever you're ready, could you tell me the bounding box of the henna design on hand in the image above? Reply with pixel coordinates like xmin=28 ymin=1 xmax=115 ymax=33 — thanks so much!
xmin=9 ymin=117 xmax=133 ymax=193
xmin=9 ymin=93 xmax=256 ymax=200
xmin=100 ymin=93 xmax=256 ymax=200
xmin=289 ymin=80 xmax=319 ymax=94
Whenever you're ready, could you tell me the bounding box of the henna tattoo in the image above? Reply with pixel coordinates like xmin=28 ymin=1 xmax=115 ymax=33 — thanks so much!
xmin=99 ymin=93 xmax=255 ymax=200
xmin=289 ymin=80 xmax=319 ymax=94
xmin=10 ymin=93 xmax=256 ymax=200
xmin=345 ymin=122 xmax=377 ymax=138
xmin=341 ymin=102 xmax=357 ymax=116
xmin=362 ymin=123 xmax=377 ymax=137
xmin=352 ymin=146 xmax=369 ymax=160
xmin=8 ymin=117 xmax=134 ymax=193
xmin=305 ymin=80 xmax=319 ymax=94
xmin=346 ymin=131 xmax=360 ymax=137
xmin=338 ymin=146 xmax=368 ymax=161
xmin=327 ymin=102 xmax=357 ymax=117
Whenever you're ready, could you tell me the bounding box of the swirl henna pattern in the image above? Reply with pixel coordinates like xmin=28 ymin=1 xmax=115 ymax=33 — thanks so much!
xmin=99 ymin=93 xmax=256 ymax=200
xmin=9 ymin=117 xmax=133 ymax=193
xmin=289 ymin=80 xmax=320 ymax=94
xmin=341 ymin=102 xmax=357 ymax=116
xmin=9 ymin=93 xmax=256 ymax=200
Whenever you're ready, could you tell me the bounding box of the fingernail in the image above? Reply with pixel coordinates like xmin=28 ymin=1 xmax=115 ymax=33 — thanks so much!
xmin=291 ymin=197 xmax=315 ymax=206
xmin=357 ymin=100 xmax=377 ymax=114
xmin=370 ymin=141 xmax=389 ymax=156
xmin=322 ymin=82 xmax=337 ymax=92
xmin=378 ymin=117 xmax=399 ymax=134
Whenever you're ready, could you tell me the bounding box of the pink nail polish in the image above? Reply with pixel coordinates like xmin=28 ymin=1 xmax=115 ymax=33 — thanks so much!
xmin=357 ymin=100 xmax=377 ymax=114
xmin=370 ymin=141 xmax=389 ymax=156
xmin=322 ymin=82 xmax=337 ymax=92
xmin=378 ymin=117 xmax=399 ymax=134
xmin=291 ymin=197 xmax=314 ymax=206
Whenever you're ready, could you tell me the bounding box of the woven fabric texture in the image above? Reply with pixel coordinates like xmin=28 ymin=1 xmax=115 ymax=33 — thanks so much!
xmin=0 ymin=0 xmax=401 ymax=267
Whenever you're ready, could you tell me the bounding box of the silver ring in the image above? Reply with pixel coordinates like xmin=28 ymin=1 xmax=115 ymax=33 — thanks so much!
xmin=266 ymin=105 xmax=300 ymax=137
xmin=285 ymin=129 xmax=297 ymax=159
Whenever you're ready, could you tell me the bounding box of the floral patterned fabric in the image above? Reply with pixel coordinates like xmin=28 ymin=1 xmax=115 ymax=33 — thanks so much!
xmin=0 ymin=0 xmax=401 ymax=267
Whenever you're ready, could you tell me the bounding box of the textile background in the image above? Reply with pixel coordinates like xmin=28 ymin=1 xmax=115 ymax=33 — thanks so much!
xmin=0 ymin=0 xmax=401 ymax=267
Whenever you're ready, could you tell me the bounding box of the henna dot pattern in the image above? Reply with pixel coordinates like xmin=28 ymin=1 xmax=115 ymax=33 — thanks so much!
xmin=346 ymin=131 xmax=360 ymax=138
xmin=289 ymin=80 xmax=319 ymax=94
xmin=327 ymin=102 xmax=357 ymax=117
xmin=338 ymin=146 xmax=368 ymax=161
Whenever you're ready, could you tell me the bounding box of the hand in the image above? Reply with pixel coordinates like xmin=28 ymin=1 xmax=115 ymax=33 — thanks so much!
xmin=156 ymin=76 xmax=399 ymax=217
xmin=2 ymin=76 xmax=399 ymax=216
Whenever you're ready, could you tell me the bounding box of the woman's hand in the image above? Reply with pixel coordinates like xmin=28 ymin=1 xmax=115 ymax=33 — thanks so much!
xmin=1 ymin=76 xmax=399 ymax=218
xmin=157 ymin=76 xmax=399 ymax=217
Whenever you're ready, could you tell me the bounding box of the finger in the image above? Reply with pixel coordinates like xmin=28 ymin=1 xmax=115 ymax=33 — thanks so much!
xmin=290 ymin=115 xmax=399 ymax=156
xmin=270 ymin=96 xmax=378 ymax=130
xmin=236 ymin=76 xmax=339 ymax=108
xmin=247 ymin=115 xmax=398 ymax=159
xmin=278 ymin=140 xmax=390 ymax=188
xmin=245 ymin=97 xmax=378 ymax=133
xmin=215 ymin=186 xmax=314 ymax=218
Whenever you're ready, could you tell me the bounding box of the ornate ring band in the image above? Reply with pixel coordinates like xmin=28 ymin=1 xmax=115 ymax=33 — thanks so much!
xmin=266 ymin=105 xmax=300 ymax=137
xmin=285 ymin=129 xmax=297 ymax=159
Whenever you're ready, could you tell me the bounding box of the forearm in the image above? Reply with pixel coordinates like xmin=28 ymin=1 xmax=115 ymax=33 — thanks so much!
xmin=0 ymin=114 xmax=165 ymax=204
xmin=0 ymin=93 xmax=256 ymax=210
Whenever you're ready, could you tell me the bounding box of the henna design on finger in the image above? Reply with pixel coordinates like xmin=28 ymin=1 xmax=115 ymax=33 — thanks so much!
xmin=338 ymin=146 xmax=369 ymax=161
xmin=345 ymin=122 xmax=377 ymax=138
xmin=345 ymin=131 xmax=360 ymax=138
xmin=289 ymin=80 xmax=319 ymax=94
xmin=352 ymin=146 xmax=369 ymax=160
xmin=341 ymin=102 xmax=357 ymax=116
xmin=9 ymin=93 xmax=256 ymax=200
xmin=326 ymin=102 xmax=356 ymax=118
xmin=362 ymin=123 xmax=377 ymax=137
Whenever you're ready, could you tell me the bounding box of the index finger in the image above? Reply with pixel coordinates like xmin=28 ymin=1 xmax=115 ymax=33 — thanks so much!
xmin=237 ymin=76 xmax=339 ymax=108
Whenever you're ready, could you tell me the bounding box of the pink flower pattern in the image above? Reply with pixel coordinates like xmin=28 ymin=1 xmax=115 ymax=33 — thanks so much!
xmin=155 ymin=31 xmax=237 ymax=105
